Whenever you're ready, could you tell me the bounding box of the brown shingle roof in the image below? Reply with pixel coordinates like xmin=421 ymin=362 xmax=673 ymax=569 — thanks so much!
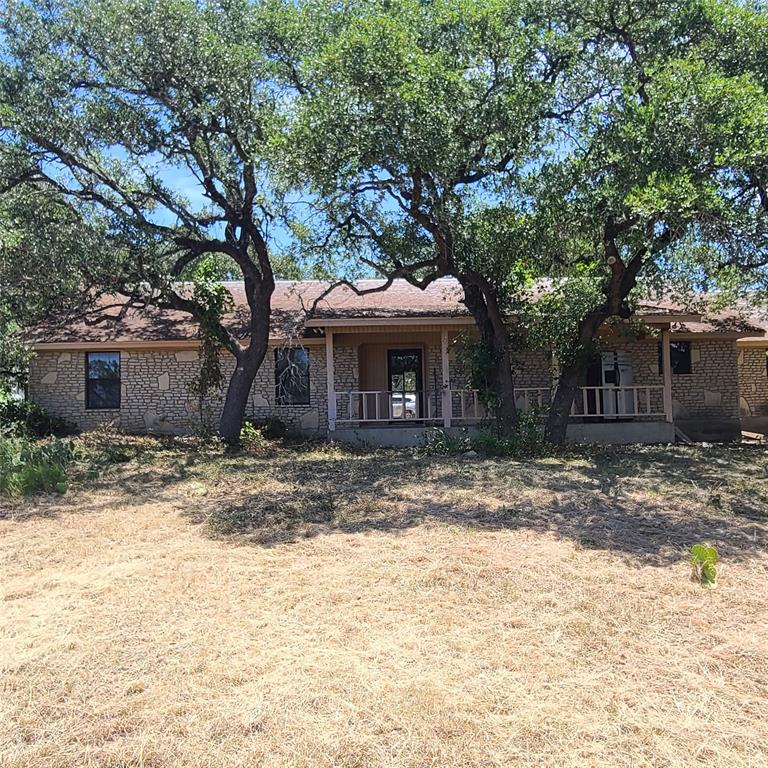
xmin=734 ymin=306 xmax=768 ymax=343
xmin=26 ymin=278 xmax=765 ymax=346
xmin=637 ymin=296 xmax=766 ymax=336
xmin=26 ymin=279 xmax=467 ymax=345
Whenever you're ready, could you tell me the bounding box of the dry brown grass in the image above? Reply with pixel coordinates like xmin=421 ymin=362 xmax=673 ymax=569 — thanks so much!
xmin=1 ymin=440 xmax=767 ymax=767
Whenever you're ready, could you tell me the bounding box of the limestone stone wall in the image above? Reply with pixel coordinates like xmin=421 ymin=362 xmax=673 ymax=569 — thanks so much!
xmin=329 ymin=343 xmax=358 ymax=423
xmin=28 ymin=344 xmax=329 ymax=435
xmin=587 ymin=337 xmax=740 ymax=419
xmin=28 ymin=350 xmax=125 ymax=432
xmin=512 ymin=350 xmax=553 ymax=388
xmin=333 ymin=344 xmax=358 ymax=395
xmin=670 ymin=340 xmax=740 ymax=419
xmin=738 ymin=347 xmax=768 ymax=416
xmin=26 ymin=334 xmax=742 ymax=435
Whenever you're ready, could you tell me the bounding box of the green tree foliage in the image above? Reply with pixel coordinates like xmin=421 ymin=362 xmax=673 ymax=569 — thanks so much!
xmin=523 ymin=0 xmax=768 ymax=440
xmin=289 ymin=0 xmax=576 ymax=434
xmin=0 ymin=185 xmax=119 ymax=395
xmin=290 ymin=0 xmax=768 ymax=441
xmin=0 ymin=0 xmax=305 ymax=443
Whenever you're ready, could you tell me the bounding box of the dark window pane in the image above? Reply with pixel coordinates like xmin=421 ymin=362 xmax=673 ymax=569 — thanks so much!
xmin=389 ymin=352 xmax=420 ymax=375
xmin=86 ymin=352 xmax=121 ymax=409
xmin=388 ymin=350 xmax=422 ymax=392
xmin=87 ymin=380 xmax=120 ymax=409
xmin=658 ymin=341 xmax=692 ymax=375
xmin=275 ymin=348 xmax=310 ymax=405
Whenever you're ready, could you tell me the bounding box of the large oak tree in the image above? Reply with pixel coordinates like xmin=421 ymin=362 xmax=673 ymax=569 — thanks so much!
xmin=0 ymin=0 xmax=305 ymax=443
xmin=292 ymin=0 xmax=768 ymax=441
xmin=532 ymin=0 xmax=768 ymax=441
xmin=289 ymin=0 xmax=581 ymax=434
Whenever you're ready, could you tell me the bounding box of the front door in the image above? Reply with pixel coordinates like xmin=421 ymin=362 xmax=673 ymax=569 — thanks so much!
xmin=387 ymin=349 xmax=423 ymax=419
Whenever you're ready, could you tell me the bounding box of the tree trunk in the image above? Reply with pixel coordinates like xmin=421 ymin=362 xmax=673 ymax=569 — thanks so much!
xmin=218 ymin=356 xmax=261 ymax=445
xmin=491 ymin=342 xmax=517 ymax=436
xmin=461 ymin=281 xmax=517 ymax=436
xmin=546 ymin=227 xmax=649 ymax=444
xmin=545 ymin=312 xmax=606 ymax=444
xmin=545 ymin=359 xmax=583 ymax=444
xmin=217 ymin=283 xmax=273 ymax=446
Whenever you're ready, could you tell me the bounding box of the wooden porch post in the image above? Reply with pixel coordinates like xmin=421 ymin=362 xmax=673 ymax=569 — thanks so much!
xmin=326 ymin=330 xmax=336 ymax=432
xmin=441 ymin=329 xmax=451 ymax=428
xmin=661 ymin=328 xmax=673 ymax=424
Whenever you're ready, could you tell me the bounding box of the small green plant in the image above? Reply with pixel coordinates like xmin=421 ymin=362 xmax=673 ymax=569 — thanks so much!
xmin=422 ymin=428 xmax=470 ymax=455
xmin=471 ymin=408 xmax=549 ymax=458
xmin=690 ymin=543 xmax=719 ymax=588
xmin=240 ymin=421 xmax=268 ymax=452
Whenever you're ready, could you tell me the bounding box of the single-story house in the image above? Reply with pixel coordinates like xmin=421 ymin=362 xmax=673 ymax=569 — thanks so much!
xmin=25 ymin=279 xmax=766 ymax=445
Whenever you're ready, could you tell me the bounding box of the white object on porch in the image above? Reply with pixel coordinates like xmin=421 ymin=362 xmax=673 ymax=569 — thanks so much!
xmin=600 ymin=350 xmax=634 ymax=417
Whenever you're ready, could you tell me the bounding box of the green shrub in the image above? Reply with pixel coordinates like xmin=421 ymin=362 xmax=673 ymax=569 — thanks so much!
xmin=240 ymin=421 xmax=269 ymax=451
xmin=471 ymin=409 xmax=549 ymax=458
xmin=423 ymin=411 xmax=550 ymax=459
xmin=0 ymin=437 xmax=77 ymax=496
xmin=690 ymin=543 xmax=719 ymax=588
xmin=422 ymin=428 xmax=471 ymax=455
xmin=0 ymin=400 xmax=75 ymax=438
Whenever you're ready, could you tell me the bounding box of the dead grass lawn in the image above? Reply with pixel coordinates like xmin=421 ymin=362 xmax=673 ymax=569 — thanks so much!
xmin=1 ymin=440 xmax=767 ymax=767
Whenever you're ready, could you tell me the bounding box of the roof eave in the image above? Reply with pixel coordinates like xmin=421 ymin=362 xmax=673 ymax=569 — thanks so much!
xmin=306 ymin=315 xmax=475 ymax=328
xmin=673 ymin=330 xmax=763 ymax=341
xmin=737 ymin=336 xmax=768 ymax=347
xmin=30 ymin=336 xmax=328 ymax=351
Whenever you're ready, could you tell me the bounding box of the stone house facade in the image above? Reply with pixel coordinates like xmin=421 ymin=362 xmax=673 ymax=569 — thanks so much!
xmin=739 ymin=347 xmax=768 ymax=416
xmin=25 ymin=279 xmax=764 ymax=444
xmin=737 ymin=321 xmax=768 ymax=435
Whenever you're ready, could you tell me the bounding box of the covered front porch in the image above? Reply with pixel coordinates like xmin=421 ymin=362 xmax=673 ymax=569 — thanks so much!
xmin=317 ymin=318 xmax=677 ymax=443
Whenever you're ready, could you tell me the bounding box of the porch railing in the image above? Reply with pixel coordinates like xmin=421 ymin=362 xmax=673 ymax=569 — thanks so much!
xmin=515 ymin=385 xmax=666 ymax=419
xmin=335 ymin=384 xmax=666 ymax=425
xmin=334 ymin=389 xmax=485 ymax=424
